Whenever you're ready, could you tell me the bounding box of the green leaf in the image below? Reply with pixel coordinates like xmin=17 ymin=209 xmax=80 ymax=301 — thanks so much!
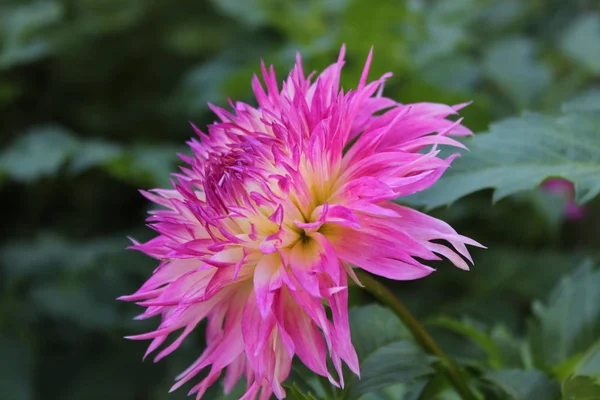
xmin=105 ymin=144 xmax=182 ymax=187
xmin=208 ymin=0 xmax=268 ymax=28
xmin=30 ymin=284 xmax=118 ymax=330
xmin=555 ymin=341 xmax=600 ymax=383
xmin=345 ymin=305 xmax=434 ymax=400
xmin=478 ymin=0 xmax=527 ymax=31
xmin=68 ymin=140 xmax=123 ymax=174
xmin=483 ymin=37 xmax=552 ymax=107
xmin=0 ymin=1 xmax=63 ymax=69
xmin=63 ymin=0 xmax=147 ymax=35
xmin=467 ymin=248 xmax=585 ymax=301
xmin=347 ymin=341 xmax=434 ymax=400
xmin=176 ymin=57 xmax=239 ymax=115
xmin=421 ymin=55 xmax=481 ymax=92
xmin=577 ymin=343 xmax=600 ymax=377
xmin=0 ymin=127 xmax=180 ymax=187
xmin=484 ymin=369 xmax=560 ymax=400
xmin=1 ymin=233 xmax=124 ymax=281
xmin=357 ymin=381 xmax=428 ymax=400
xmin=286 ymin=383 xmax=321 ymax=400
xmin=0 ymin=336 xmax=33 ymax=400
xmin=528 ymin=262 xmax=600 ymax=370
xmin=412 ymin=0 xmax=486 ymax=69
xmin=0 ymin=125 xmax=79 ymax=182
xmin=562 ymin=375 xmax=600 ymax=400
xmin=563 ymin=90 xmax=600 ymax=113
xmin=560 ymin=14 xmax=600 ymax=74
xmin=555 ymin=339 xmax=600 ymax=382
xmin=428 ymin=317 xmax=503 ymax=368
xmin=412 ymin=24 xmax=466 ymax=68
xmin=284 ymin=363 xmax=329 ymax=400
xmin=348 ymin=304 xmax=410 ymax=359
xmin=404 ymin=109 xmax=600 ymax=209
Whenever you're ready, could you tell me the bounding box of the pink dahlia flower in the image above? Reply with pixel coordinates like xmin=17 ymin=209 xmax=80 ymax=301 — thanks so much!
xmin=541 ymin=178 xmax=586 ymax=220
xmin=121 ymin=46 xmax=481 ymax=399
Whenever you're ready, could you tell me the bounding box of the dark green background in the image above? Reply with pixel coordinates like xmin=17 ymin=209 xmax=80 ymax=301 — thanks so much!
xmin=1 ymin=0 xmax=599 ymax=399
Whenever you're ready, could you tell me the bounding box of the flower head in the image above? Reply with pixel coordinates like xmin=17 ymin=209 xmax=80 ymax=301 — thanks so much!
xmin=121 ymin=46 xmax=481 ymax=399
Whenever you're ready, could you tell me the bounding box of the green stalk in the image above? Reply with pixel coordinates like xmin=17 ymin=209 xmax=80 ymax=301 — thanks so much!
xmin=355 ymin=270 xmax=478 ymax=400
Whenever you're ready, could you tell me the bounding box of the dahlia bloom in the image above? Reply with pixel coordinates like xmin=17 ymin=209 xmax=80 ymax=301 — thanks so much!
xmin=121 ymin=46 xmax=481 ymax=399
xmin=541 ymin=178 xmax=586 ymax=220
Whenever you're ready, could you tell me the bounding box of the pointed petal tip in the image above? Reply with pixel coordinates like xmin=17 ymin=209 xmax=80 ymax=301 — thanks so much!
xmin=326 ymin=373 xmax=341 ymax=388
xmin=473 ymin=240 xmax=487 ymax=249
xmin=126 ymin=236 xmax=139 ymax=246
xmin=453 ymin=100 xmax=473 ymax=111
xmin=338 ymin=43 xmax=347 ymax=62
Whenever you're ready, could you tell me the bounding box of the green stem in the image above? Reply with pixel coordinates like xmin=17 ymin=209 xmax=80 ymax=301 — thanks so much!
xmin=355 ymin=270 xmax=478 ymax=400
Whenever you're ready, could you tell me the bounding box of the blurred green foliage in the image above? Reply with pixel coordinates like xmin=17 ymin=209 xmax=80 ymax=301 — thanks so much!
xmin=405 ymin=103 xmax=600 ymax=209
xmin=1 ymin=0 xmax=600 ymax=399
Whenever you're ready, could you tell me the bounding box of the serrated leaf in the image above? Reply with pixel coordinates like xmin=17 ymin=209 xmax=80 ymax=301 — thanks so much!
xmin=0 ymin=125 xmax=79 ymax=182
xmin=560 ymin=14 xmax=600 ymax=74
xmin=483 ymin=38 xmax=552 ymax=107
xmin=404 ymin=110 xmax=600 ymax=209
xmin=484 ymin=369 xmax=560 ymax=400
xmin=528 ymin=262 xmax=600 ymax=370
xmin=562 ymin=375 xmax=600 ymax=400
xmin=345 ymin=305 xmax=433 ymax=400
xmin=429 ymin=317 xmax=503 ymax=368
xmin=349 ymin=304 xmax=411 ymax=359
xmin=347 ymin=341 xmax=434 ymax=400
